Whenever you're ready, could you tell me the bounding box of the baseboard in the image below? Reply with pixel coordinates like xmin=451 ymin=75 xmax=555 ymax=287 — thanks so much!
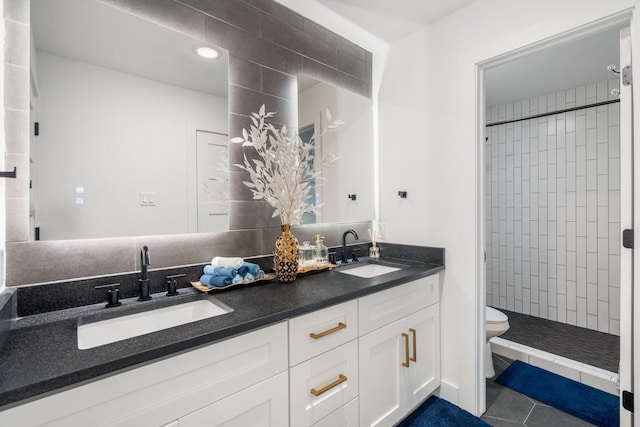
xmin=436 ymin=379 xmax=460 ymax=404
xmin=491 ymin=337 xmax=619 ymax=395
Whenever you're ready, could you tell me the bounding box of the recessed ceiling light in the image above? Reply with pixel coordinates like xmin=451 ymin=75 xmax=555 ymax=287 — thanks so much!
xmin=196 ymin=46 xmax=219 ymax=59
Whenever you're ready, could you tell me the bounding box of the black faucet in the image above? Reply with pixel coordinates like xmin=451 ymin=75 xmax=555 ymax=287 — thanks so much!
xmin=138 ymin=246 xmax=152 ymax=301
xmin=341 ymin=229 xmax=359 ymax=263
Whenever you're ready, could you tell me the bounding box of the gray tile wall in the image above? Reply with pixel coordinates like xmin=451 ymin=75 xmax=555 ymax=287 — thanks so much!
xmin=3 ymin=0 xmax=372 ymax=286
xmin=485 ymin=79 xmax=621 ymax=336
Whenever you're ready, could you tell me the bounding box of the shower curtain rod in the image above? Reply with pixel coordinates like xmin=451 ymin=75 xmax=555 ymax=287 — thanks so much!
xmin=485 ymin=98 xmax=620 ymax=128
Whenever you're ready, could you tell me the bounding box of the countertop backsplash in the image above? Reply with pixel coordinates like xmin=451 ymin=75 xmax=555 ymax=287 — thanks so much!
xmin=10 ymin=241 xmax=405 ymax=317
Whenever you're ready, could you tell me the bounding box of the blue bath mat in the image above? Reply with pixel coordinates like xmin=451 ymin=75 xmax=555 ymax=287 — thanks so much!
xmin=495 ymin=360 xmax=619 ymax=427
xmin=397 ymin=395 xmax=491 ymax=426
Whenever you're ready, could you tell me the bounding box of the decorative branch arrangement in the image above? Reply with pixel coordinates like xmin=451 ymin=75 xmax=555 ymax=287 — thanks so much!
xmin=231 ymin=104 xmax=344 ymax=225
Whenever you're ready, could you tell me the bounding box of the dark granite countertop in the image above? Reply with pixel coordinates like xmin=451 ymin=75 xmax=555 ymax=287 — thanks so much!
xmin=0 ymin=249 xmax=443 ymax=410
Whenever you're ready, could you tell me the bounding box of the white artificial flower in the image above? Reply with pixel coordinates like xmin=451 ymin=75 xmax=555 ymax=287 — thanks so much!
xmin=232 ymin=105 xmax=344 ymax=225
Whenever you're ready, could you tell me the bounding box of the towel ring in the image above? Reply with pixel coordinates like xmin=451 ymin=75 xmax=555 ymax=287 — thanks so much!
xmin=0 ymin=167 xmax=16 ymax=179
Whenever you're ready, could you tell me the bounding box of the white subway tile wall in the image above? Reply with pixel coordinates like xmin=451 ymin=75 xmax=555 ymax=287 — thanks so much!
xmin=485 ymin=78 xmax=620 ymax=336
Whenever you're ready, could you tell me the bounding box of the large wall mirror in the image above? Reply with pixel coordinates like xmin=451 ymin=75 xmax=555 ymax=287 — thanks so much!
xmin=8 ymin=0 xmax=373 ymax=286
xmin=27 ymin=0 xmax=374 ymax=242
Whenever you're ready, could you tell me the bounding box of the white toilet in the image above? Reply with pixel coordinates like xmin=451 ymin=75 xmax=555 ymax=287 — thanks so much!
xmin=485 ymin=306 xmax=510 ymax=378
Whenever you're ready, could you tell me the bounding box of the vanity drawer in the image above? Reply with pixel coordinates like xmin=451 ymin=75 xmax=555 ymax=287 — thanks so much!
xmin=359 ymin=274 xmax=439 ymax=335
xmin=290 ymin=340 xmax=358 ymax=426
xmin=313 ymin=397 xmax=358 ymax=427
xmin=289 ymin=300 xmax=358 ymax=366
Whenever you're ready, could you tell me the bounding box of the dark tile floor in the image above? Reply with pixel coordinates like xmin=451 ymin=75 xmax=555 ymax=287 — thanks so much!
xmin=497 ymin=309 xmax=619 ymax=372
xmin=481 ymin=354 xmax=597 ymax=426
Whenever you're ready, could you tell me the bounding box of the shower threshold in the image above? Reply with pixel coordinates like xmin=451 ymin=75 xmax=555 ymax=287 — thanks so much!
xmin=491 ymin=337 xmax=618 ymax=395
xmin=488 ymin=309 xmax=619 ymax=395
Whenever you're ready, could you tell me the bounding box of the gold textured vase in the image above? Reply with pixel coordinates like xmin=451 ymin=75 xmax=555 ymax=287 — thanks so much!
xmin=274 ymin=224 xmax=299 ymax=283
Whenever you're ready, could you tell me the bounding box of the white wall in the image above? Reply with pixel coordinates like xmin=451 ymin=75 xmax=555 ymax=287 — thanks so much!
xmin=379 ymin=0 xmax=639 ymax=414
xmin=35 ymin=52 xmax=227 ymax=240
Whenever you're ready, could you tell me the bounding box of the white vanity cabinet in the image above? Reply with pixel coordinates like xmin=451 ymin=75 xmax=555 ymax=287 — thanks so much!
xmin=288 ymin=300 xmax=359 ymax=427
xmin=0 ymin=322 xmax=288 ymax=427
xmin=358 ymin=276 xmax=440 ymax=427
xmin=0 ymin=272 xmax=441 ymax=427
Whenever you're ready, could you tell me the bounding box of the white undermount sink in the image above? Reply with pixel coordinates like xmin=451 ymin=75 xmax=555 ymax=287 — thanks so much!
xmin=337 ymin=263 xmax=402 ymax=278
xmin=77 ymin=299 xmax=233 ymax=349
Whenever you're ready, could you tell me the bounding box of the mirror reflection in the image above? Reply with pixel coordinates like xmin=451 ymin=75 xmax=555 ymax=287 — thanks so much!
xmin=28 ymin=0 xmax=375 ymax=241
xmin=30 ymin=0 xmax=229 ymax=240
xmin=297 ymin=76 xmax=374 ymax=225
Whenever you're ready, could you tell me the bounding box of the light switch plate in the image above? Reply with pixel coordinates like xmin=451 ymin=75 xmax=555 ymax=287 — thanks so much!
xmin=140 ymin=192 xmax=156 ymax=206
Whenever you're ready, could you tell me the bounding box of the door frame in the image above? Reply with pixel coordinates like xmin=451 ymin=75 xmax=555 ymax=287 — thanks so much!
xmin=620 ymin=25 xmax=634 ymax=427
xmin=475 ymin=11 xmax=636 ymax=418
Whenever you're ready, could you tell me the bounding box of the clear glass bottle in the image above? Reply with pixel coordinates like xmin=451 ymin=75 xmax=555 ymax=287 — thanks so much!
xmin=299 ymin=241 xmax=315 ymax=269
xmin=314 ymin=234 xmax=329 ymax=266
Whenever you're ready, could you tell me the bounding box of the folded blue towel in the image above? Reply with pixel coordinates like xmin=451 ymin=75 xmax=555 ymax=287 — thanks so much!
xmin=242 ymin=270 xmax=265 ymax=282
xmin=203 ymin=265 xmax=237 ymax=277
xmin=239 ymin=262 xmax=261 ymax=277
xmin=199 ymin=274 xmax=232 ymax=288
xmin=232 ymin=274 xmax=243 ymax=284
xmin=210 ymin=275 xmax=232 ymax=288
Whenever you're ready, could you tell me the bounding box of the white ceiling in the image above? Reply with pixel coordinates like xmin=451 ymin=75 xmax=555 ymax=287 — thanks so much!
xmin=484 ymin=27 xmax=623 ymax=106
xmin=308 ymin=1 xmax=623 ymax=107
xmin=314 ymin=0 xmax=477 ymax=43
xmin=31 ymin=0 xmax=228 ymax=98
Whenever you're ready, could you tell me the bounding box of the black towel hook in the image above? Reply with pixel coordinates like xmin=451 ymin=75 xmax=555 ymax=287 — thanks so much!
xmin=0 ymin=167 xmax=16 ymax=179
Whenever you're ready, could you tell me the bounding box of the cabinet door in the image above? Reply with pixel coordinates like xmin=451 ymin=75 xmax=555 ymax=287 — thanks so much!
xmin=359 ymin=305 xmax=441 ymax=427
xmin=178 ymin=371 xmax=289 ymax=427
xmin=358 ymin=318 xmax=405 ymax=427
xmin=402 ymin=305 xmax=440 ymax=409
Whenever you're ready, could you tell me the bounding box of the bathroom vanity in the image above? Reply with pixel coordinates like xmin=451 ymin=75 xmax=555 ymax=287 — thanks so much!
xmin=0 ymin=250 xmax=443 ymax=427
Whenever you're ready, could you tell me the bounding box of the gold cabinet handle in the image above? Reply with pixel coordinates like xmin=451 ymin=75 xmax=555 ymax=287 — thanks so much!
xmin=310 ymin=374 xmax=348 ymax=396
xmin=409 ymin=328 xmax=417 ymax=362
xmin=402 ymin=332 xmax=410 ymax=367
xmin=310 ymin=322 xmax=346 ymax=339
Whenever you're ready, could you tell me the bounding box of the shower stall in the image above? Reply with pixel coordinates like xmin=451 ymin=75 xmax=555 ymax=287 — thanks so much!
xmin=483 ymin=77 xmax=621 ymax=374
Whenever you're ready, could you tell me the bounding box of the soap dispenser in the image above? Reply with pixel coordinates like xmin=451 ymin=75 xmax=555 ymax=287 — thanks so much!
xmin=314 ymin=234 xmax=329 ymax=266
xmin=299 ymin=241 xmax=315 ymax=269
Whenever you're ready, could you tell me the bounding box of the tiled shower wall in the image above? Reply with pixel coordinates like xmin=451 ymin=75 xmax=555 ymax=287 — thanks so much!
xmin=485 ymin=78 xmax=621 ymax=336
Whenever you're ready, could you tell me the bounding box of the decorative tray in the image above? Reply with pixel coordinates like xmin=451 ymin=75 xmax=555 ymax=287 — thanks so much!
xmin=297 ymin=264 xmax=338 ymax=275
xmin=191 ymin=273 xmax=276 ymax=293
xmin=192 ymin=264 xmax=337 ymax=293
